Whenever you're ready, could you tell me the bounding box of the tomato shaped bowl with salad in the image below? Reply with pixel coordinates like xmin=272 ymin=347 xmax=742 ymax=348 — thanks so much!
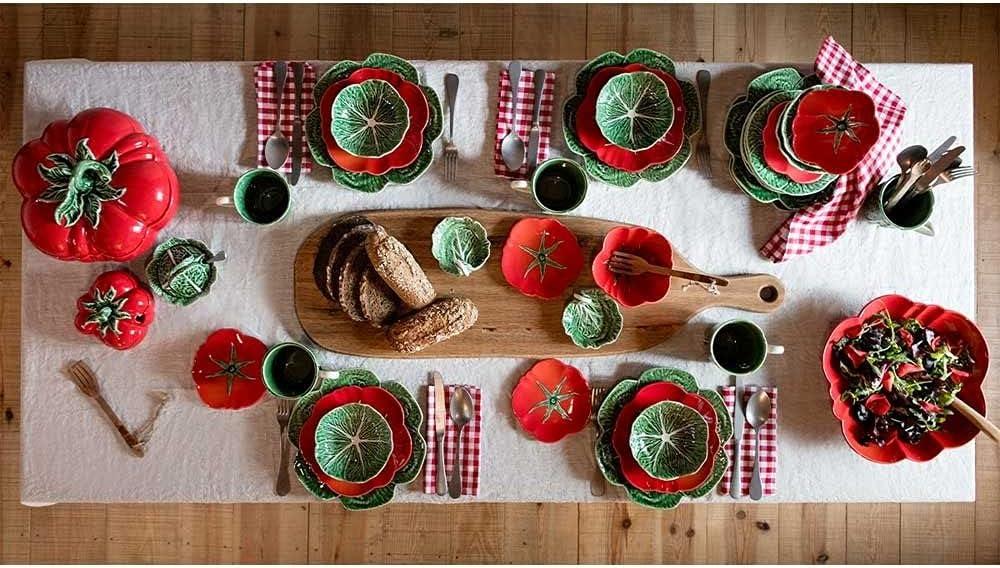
xmin=12 ymin=107 xmax=180 ymax=262
xmin=822 ymin=294 xmax=989 ymax=463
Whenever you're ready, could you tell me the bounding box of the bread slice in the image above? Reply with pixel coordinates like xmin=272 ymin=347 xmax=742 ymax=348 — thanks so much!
xmin=337 ymin=247 xmax=369 ymax=322
xmin=387 ymin=297 xmax=478 ymax=353
xmin=365 ymin=227 xmax=435 ymax=309
xmin=325 ymin=223 xmax=376 ymax=306
xmin=312 ymin=215 xmax=373 ymax=302
xmin=358 ymin=266 xmax=399 ymax=328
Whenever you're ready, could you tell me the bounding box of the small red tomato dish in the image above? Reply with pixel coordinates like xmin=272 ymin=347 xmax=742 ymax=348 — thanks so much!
xmin=191 ymin=328 xmax=268 ymax=410
xmin=790 ymin=87 xmax=880 ymax=175
xmin=12 ymin=107 xmax=180 ymax=262
xmin=74 ymin=269 xmax=155 ymax=350
xmin=822 ymin=294 xmax=989 ymax=464
xmin=501 ymin=217 xmax=583 ymax=299
xmin=593 ymin=226 xmax=673 ymax=307
xmin=512 ymin=358 xmax=591 ymax=443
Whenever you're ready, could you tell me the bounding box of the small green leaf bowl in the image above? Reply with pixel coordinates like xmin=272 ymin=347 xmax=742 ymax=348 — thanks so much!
xmin=331 ymin=79 xmax=411 ymax=158
xmin=596 ymin=71 xmax=674 ymax=151
xmin=144 ymin=237 xmax=223 ymax=306
xmin=431 ymin=216 xmax=490 ymax=277
xmin=562 ymin=288 xmax=623 ymax=349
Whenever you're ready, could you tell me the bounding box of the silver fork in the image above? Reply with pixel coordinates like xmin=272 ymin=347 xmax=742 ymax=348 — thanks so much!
xmin=932 ymin=166 xmax=977 ymax=187
xmin=694 ymin=69 xmax=712 ymax=179
xmin=589 ymin=385 xmax=609 ymax=497
xmin=443 ymin=73 xmax=459 ymax=181
xmin=275 ymin=398 xmax=294 ymax=496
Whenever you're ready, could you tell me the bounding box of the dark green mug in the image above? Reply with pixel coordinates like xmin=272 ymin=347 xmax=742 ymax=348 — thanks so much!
xmin=216 ymin=168 xmax=291 ymax=225
xmin=863 ymin=174 xmax=935 ymax=236
xmin=261 ymin=342 xmax=334 ymax=399
xmin=511 ymin=158 xmax=588 ymax=214
xmin=707 ymin=319 xmax=784 ymax=376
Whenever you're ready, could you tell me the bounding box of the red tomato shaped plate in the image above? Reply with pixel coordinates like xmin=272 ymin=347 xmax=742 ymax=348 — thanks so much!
xmin=320 ymin=68 xmax=429 ymax=175
xmin=576 ymin=63 xmax=687 ymax=173
xmin=501 ymin=218 xmax=583 ymax=300
xmin=823 ymin=294 xmax=989 ymax=463
xmin=790 ymin=87 xmax=880 ymax=175
xmin=12 ymin=107 xmax=180 ymax=262
xmin=299 ymin=386 xmax=412 ymax=496
xmin=75 ymin=269 xmax=155 ymax=350
xmin=512 ymin=359 xmax=591 ymax=443
xmin=611 ymin=381 xmax=721 ymax=493
xmin=593 ymin=226 xmax=672 ymax=307
xmin=191 ymin=328 xmax=267 ymax=410
xmin=762 ymin=102 xmax=824 ymax=184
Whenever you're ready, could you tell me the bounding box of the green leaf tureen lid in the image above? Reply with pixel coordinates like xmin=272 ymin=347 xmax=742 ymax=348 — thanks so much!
xmin=144 ymin=237 xmax=220 ymax=306
xmin=595 ymin=71 xmax=674 ymax=151
xmin=331 ymin=79 xmax=411 ymax=158
xmin=561 ymin=288 xmax=623 ymax=349
xmin=431 ymin=216 xmax=491 ymax=277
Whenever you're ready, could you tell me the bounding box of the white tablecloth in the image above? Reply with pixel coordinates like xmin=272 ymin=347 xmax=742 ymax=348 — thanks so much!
xmin=20 ymin=59 xmax=976 ymax=504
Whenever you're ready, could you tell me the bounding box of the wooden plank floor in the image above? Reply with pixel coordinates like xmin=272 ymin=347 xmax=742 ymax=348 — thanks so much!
xmin=0 ymin=4 xmax=997 ymax=563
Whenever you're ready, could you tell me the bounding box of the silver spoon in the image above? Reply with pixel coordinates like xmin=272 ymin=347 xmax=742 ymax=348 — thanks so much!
xmin=883 ymin=145 xmax=927 ymax=209
xmin=500 ymin=61 xmax=526 ymax=171
xmin=448 ymin=386 xmax=475 ymax=499
xmin=746 ymin=389 xmax=772 ymax=501
xmin=264 ymin=61 xmax=291 ymax=170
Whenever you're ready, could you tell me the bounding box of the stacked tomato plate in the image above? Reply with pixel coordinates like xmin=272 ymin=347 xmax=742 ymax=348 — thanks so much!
xmin=287 ymin=368 xmax=425 ymax=509
xmin=307 ymin=53 xmax=443 ymax=193
xmin=563 ymin=49 xmax=701 ymax=187
xmin=595 ymin=367 xmax=732 ymax=509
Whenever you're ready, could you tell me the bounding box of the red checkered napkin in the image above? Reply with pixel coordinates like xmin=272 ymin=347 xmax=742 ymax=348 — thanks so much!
xmin=254 ymin=61 xmax=315 ymax=174
xmin=424 ymin=384 xmax=482 ymax=496
xmin=719 ymin=385 xmax=778 ymax=497
xmin=493 ymin=68 xmax=556 ymax=179
xmin=761 ymin=36 xmax=907 ymax=262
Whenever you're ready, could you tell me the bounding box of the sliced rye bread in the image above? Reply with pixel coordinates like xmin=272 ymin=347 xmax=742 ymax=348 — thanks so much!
xmin=364 ymin=227 xmax=436 ymax=309
xmin=337 ymin=247 xmax=370 ymax=322
xmin=386 ymin=297 xmax=478 ymax=353
xmin=312 ymin=215 xmax=373 ymax=302
xmin=324 ymin=222 xmax=377 ymax=306
xmin=358 ymin=265 xmax=399 ymax=328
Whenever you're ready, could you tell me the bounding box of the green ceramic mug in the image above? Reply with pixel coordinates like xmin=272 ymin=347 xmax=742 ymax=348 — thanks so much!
xmin=216 ymin=168 xmax=291 ymax=225
xmin=261 ymin=342 xmax=336 ymax=399
xmin=510 ymin=158 xmax=588 ymax=214
xmin=862 ymin=174 xmax=935 ymax=236
xmin=707 ymin=319 xmax=784 ymax=376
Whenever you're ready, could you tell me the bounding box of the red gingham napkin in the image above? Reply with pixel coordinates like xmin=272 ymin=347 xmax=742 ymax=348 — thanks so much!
xmin=254 ymin=61 xmax=315 ymax=174
xmin=719 ymin=385 xmax=777 ymax=497
xmin=493 ymin=68 xmax=556 ymax=179
xmin=424 ymin=384 xmax=482 ymax=496
xmin=760 ymin=36 xmax=907 ymax=262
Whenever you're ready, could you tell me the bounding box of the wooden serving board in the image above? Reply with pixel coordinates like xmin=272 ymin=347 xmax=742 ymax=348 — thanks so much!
xmin=294 ymin=208 xmax=784 ymax=358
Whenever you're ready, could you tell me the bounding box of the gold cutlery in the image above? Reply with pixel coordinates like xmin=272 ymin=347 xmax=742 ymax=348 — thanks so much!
xmin=695 ymin=69 xmax=712 ymax=179
xmin=589 ymin=385 xmax=609 ymax=497
xmin=608 ymin=251 xmax=729 ymax=287
xmin=67 ymin=361 xmax=144 ymax=457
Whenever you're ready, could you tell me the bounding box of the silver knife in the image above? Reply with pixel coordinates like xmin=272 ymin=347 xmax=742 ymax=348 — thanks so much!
xmin=289 ymin=62 xmax=304 ymax=185
xmin=433 ymin=371 xmax=448 ymax=496
xmin=527 ymin=68 xmax=546 ymax=171
xmin=927 ymin=135 xmax=956 ymax=163
xmin=731 ymin=374 xmax=744 ymax=499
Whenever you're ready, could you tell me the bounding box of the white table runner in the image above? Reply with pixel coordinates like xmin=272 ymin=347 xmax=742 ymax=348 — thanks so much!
xmin=20 ymin=60 xmax=975 ymax=504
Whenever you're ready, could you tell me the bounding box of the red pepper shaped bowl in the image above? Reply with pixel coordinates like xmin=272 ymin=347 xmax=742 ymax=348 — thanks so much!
xmin=191 ymin=328 xmax=267 ymax=410
xmin=512 ymin=358 xmax=591 ymax=443
xmin=13 ymin=107 xmax=180 ymax=262
xmin=501 ymin=217 xmax=584 ymax=300
xmin=592 ymin=226 xmax=673 ymax=307
xmin=822 ymin=294 xmax=989 ymax=463
xmin=790 ymin=87 xmax=880 ymax=175
xmin=74 ymin=268 xmax=155 ymax=350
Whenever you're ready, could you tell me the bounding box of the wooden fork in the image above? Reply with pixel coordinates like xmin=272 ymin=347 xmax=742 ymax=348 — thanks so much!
xmin=67 ymin=361 xmax=145 ymax=457
xmin=608 ymin=251 xmax=730 ymax=287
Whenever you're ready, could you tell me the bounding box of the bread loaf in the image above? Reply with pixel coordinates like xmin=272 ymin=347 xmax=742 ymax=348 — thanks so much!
xmin=387 ymin=297 xmax=478 ymax=353
xmin=358 ymin=266 xmax=399 ymax=328
xmin=365 ymin=227 xmax=435 ymax=309
xmin=312 ymin=215 xmax=372 ymax=303
xmin=337 ymin=247 xmax=369 ymax=322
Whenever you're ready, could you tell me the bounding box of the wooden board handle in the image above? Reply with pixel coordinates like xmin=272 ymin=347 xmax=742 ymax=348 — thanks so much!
xmin=692 ymin=273 xmax=785 ymax=314
xmin=951 ymin=398 xmax=1000 ymax=444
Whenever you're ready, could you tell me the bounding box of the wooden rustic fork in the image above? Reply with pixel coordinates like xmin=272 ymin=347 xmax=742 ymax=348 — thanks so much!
xmin=67 ymin=361 xmax=145 ymax=457
xmin=608 ymin=251 xmax=729 ymax=287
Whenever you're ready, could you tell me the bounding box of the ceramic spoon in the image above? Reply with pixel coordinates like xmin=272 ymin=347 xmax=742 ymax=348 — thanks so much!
xmin=448 ymin=386 xmax=475 ymax=499
xmin=746 ymin=389 xmax=772 ymax=501
xmin=500 ymin=61 xmax=527 ymax=171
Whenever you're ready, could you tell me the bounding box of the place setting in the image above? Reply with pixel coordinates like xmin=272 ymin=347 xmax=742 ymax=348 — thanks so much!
xmin=13 ymin=34 xmax=993 ymax=511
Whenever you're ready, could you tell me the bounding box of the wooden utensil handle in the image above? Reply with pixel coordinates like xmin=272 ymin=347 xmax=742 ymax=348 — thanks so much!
xmin=696 ymin=273 xmax=784 ymax=314
xmin=650 ymin=265 xmax=730 ymax=286
xmin=95 ymin=395 xmax=145 ymax=457
xmin=951 ymin=398 xmax=1000 ymax=443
